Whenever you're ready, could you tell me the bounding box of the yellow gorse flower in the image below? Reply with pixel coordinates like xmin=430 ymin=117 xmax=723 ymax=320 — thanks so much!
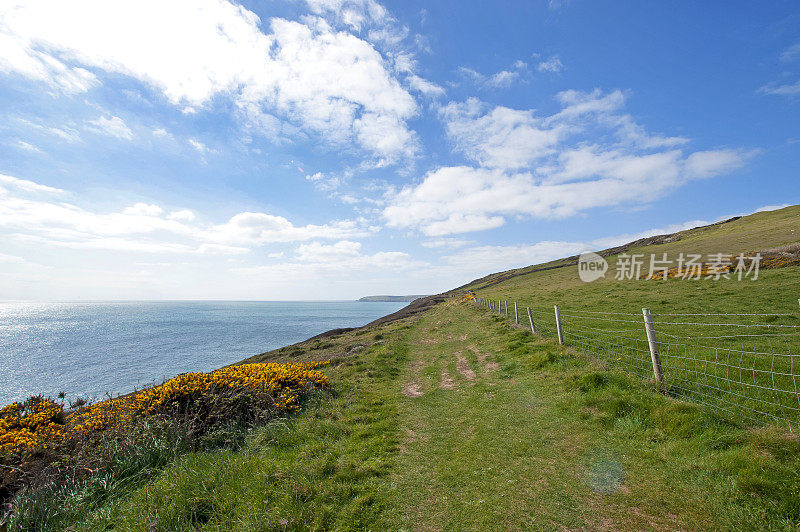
xmin=0 ymin=361 xmax=328 ymax=455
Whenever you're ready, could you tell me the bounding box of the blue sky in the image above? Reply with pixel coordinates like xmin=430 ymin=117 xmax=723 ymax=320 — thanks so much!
xmin=0 ymin=0 xmax=797 ymax=300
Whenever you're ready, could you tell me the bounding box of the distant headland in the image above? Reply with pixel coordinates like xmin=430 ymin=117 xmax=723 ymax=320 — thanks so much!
xmin=357 ymin=295 xmax=428 ymax=302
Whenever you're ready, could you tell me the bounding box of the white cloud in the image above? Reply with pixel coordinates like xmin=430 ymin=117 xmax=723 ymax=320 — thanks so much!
xmin=196 ymin=243 xmax=250 ymax=255
xmin=299 ymin=0 xmax=412 ymax=50
xmin=0 ymin=253 xmax=26 ymax=264
xmin=780 ymin=42 xmax=800 ymax=63
xmin=188 ymin=138 xmax=210 ymax=153
xmin=440 ymin=90 xmax=689 ymax=172
xmin=0 ymin=0 xmax=419 ymax=163
xmin=760 ymin=42 xmax=800 ymax=97
xmin=302 ymin=0 xmax=389 ymax=31
xmin=233 ymin=239 xmax=425 ymax=278
xmin=205 ymin=212 xmax=375 ymax=246
xmin=440 ymin=98 xmax=564 ymax=169
xmin=423 ymin=212 xmax=505 ymax=237
xmin=537 ymin=55 xmax=563 ymax=73
xmin=0 ymin=252 xmax=50 ymax=273
xmin=337 ymin=194 xmax=360 ymax=204
xmin=444 ymin=241 xmax=587 ymax=271
xmin=384 ymin=143 xmax=753 ymax=236
xmin=87 ymin=116 xmax=134 ymax=140
xmin=421 ymin=238 xmax=473 ymax=249
xmin=487 ymin=69 xmax=519 ymax=88
xmin=167 ymin=209 xmax=196 ymax=222
xmin=407 ymin=74 xmax=445 ymax=97
xmin=457 ymin=67 xmax=483 ymax=82
xmin=0 ymin=172 xmax=376 ymax=253
xmin=295 ymin=239 xmax=362 ymax=261
xmin=759 ymin=80 xmax=800 ymax=96
xmin=16 ymin=140 xmax=42 ymax=153
xmin=123 ymin=203 xmax=163 ymax=216
xmin=442 ymin=204 xmax=793 ymax=274
xmin=0 ymin=173 xmax=65 ymax=195
xmin=439 ymin=90 xmax=686 ymax=172
xmin=752 ymin=203 xmax=791 ymax=213
xmin=306 ymin=171 xmax=346 ymax=191
xmin=459 ymin=60 xmax=528 ymax=89
xmin=548 ymin=0 xmax=570 ymax=9
xmin=683 ymin=149 xmax=755 ymax=179
xmin=17 ymin=119 xmax=81 ymax=142
xmin=435 ymin=89 xmax=697 ymax=173
xmin=0 ymin=32 xmax=98 ymax=93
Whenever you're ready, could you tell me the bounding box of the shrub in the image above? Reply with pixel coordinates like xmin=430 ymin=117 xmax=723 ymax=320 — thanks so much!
xmin=0 ymin=361 xmax=329 ymax=510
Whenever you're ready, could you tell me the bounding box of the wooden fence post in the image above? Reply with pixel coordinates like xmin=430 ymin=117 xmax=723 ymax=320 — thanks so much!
xmin=514 ymin=301 xmax=518 ymax=325
xmin=527 ymin=307 xmax=536 ymax=334
xmin=554 ymin=305 xmax=564 ymax=345
xmin=642 ymin=308 xmax=664 ymax=384
xmin=504 ymin=300 xmax=508 ymax=318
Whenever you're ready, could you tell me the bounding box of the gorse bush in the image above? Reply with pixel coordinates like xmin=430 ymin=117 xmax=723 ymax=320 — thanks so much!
xmin=0 ymin=361 xmax=329 ymax=524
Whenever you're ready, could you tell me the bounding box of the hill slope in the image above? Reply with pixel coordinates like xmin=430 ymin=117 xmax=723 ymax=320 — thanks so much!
xmin=6 ymin=206 xmax=800 ymax=531
xmin=460 ymin=205 xmax=800 ymax=295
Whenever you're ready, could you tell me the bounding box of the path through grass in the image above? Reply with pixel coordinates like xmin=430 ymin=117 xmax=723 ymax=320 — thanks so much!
xmin=61 ymin=300 xmax=800 ymax=530
xmin=387 ymin=300 xmax=799 ymax=530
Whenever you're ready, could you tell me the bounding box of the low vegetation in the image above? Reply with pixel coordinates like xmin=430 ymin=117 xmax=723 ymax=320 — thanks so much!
xmin=2 ymin=206 xmax=799 ymax=530
xmin=0 ymin=362 xmax=329 ymax=530
xmin=7 ymin=300 xmax=795 ymax=530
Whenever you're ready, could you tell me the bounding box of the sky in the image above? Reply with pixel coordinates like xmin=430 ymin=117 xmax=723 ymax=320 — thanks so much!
xmin=0 ymin=0 xmax=798 ymax=300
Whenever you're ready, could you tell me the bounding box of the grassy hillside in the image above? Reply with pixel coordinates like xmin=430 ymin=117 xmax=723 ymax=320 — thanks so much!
xmin=460 ymin=205 xmax=800 ymax=295
xmin=3 ymin=206 xmax=800 ymax=530
xmin=20 ymin=301 xmax=800 ymax=530
xmin=469 ymin=206 xmax=800 ymax=429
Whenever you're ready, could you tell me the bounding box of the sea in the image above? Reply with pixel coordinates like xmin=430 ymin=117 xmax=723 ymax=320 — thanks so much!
xmin=0 ymin=300 xmax=406 ymax=407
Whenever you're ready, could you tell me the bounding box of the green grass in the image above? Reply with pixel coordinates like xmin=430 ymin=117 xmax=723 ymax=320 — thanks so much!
xmin=42 ymin=321 xmax=413 ymax=531
xmin=472 ymin=207 xmax=800 ymax=428
xmin=6 ymin=207 xmax=799 ymax=530
xmin=382 ymin=301 xmax=800 ymax=530
xmin=461 ymin=205 xmax=800 ymax=294
xmin=32 ymin=300 xmax=800 ymax=530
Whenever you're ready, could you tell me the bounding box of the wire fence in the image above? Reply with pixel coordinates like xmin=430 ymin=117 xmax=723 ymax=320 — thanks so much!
xmin=472 ymin=296 xmax=800 ymax=431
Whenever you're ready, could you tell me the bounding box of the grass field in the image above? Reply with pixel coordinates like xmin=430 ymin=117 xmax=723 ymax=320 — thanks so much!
xmin=31 ymin=299 xmax=800 ymax=530
xmin=4 ymin=206 xmax=800 ymax=530
xmin=471 ymin=206 xmax=800 ymax=429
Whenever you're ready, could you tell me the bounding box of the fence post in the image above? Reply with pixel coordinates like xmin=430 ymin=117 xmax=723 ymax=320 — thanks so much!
xmin=642 ymin=308 xmax=664 ymax=384
xmin=504 ymin=300 xmax=508 ymax=318
xmin=554 ymin=305 xmax=564 ymax=345
xmin=514 ymin=301 xmax=518 ymax=325
xmin=498 ymin=299 xmax=501 ymax=313
xmin=527 ymin=307 xmax=536 ymax=334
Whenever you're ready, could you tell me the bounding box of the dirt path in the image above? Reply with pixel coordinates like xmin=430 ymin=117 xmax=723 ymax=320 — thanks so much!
xmin=387 ymin=300 xmax=710 ymax=531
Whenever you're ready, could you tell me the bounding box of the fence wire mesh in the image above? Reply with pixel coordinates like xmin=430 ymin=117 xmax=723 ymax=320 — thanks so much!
xmin=473 ymin=297 xmax=800 ymax=430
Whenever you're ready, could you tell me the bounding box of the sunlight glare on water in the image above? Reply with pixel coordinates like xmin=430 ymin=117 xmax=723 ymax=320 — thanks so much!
xmin=0 ymin=300 xmax=405 ymax=406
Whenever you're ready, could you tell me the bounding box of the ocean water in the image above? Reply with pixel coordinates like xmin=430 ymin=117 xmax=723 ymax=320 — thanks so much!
xmin=0 ymin=300 xmax=406 ymax=406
